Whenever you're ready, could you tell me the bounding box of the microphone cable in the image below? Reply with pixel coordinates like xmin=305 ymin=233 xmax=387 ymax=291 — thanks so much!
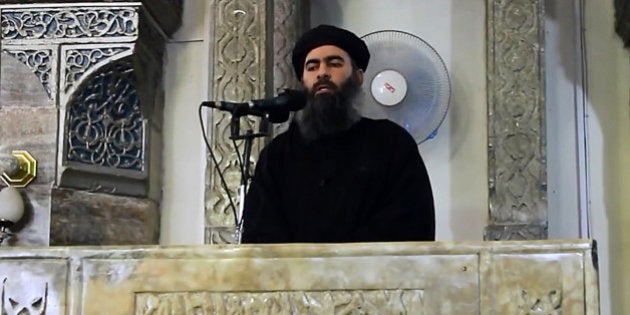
xmin=198 ymin=104 xmax=239 ymax=228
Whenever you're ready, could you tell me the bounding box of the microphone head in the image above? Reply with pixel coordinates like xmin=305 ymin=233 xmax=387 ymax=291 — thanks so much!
xmin=276 ymin=89 xmax=307 ymax=111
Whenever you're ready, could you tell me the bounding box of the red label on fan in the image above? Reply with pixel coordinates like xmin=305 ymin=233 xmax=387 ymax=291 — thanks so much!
xmin=384 ymin=82 xmax=396 ymax=93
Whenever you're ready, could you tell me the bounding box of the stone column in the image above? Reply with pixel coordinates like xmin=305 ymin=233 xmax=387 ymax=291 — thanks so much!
xmin=485 ymin=0 xmax=547 ymax=240
xmin=204 ymin=0 xmax=307 ymax=244
xmin=0 ymin=0 xmax=182 ymax=245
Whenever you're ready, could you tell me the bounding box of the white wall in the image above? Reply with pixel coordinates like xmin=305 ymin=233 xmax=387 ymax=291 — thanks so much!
xmin=310 ymin=0 xmax=488 ymax=241
xmin=584 ymin=1 xmax=630 ymax=314
xmin=161 ymin=0 xmax=209 ymax=245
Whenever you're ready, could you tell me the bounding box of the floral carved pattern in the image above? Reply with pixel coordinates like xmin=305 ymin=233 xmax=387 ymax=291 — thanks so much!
xmin=66 ymin=59 xmax=144 ymax=171
xmin=3 ymin=49 xmax=53 ymax=98
xmin=486 ymin=0 xmax=547 ymax=239
xmin=136 ymin=289 xmax=425 ymax=314
xmin=64 ymin=47 xmax=129 ymax=92
xmin=206 ymin=0 xmax=266 ymax=236
xmin=1 ymin=8 xmax=137 ymax=40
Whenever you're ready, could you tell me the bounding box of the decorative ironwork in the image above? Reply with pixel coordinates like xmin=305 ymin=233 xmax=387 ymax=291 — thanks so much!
xmin=3 ymin=49 xmax=52 ymax=98
xmin=136 ymin=289 xmax=425 ymax=314
xmin=1 ymin=7 xmax=138 ymax=40
xmin=64 ymin=47 xmax=129 ymax=92
xmin=66 ymin=59 xmax=144 ymax=171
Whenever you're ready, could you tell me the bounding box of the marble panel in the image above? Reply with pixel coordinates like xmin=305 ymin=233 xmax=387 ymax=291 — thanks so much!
xmin=0 ymin=240 xmax=599 ymax=315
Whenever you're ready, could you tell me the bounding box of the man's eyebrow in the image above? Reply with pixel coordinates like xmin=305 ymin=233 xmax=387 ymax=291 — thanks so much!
xmin=305 ymin=55 xmax=345 ymax=65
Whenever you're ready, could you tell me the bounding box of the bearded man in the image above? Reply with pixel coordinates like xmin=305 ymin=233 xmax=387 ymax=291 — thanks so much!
xmin=240 ymin=25 xmax=435 ymax=243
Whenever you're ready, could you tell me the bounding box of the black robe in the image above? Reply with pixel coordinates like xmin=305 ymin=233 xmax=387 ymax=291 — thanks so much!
xmin=241 ymin=118 xmax=435 ymax=243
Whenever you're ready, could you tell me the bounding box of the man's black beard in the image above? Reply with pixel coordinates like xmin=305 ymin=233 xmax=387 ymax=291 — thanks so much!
xmin=295 ymin=75 xmax=362 ymax=141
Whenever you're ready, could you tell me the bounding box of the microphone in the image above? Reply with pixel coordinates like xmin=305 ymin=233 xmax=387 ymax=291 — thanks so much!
xmin=201 ymin=89 xmax=307 ymax=123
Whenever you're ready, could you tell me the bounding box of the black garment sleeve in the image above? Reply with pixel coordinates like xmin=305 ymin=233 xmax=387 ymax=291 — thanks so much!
xmin=352 ymin=127 xmax=435 ymax=242
xmin=240 ymin=147 xmax=291 ymax=243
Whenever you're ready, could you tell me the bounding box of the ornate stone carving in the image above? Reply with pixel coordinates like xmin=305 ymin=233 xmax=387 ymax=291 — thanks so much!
xmin=65 ymin=58 xmax=144 ymax=172
xmin=63 ymin=47 xmax=130 ymax=92
xmin=204 ymin=0 xmax=307 ymax=244
xmin=0 ymin=1 xmax=181 ymax=245
xmin=3 ymin=49 xmax=53 ymax=98
xmin=485 ymin=0 xmax=547 ymax=240
xmin=0 ymin=7 xmax=138 ymax=40
xmin=205 ymin=0 xmax=267 ymax=239
xmin=135 ymin=289 xmax=425 ymax=314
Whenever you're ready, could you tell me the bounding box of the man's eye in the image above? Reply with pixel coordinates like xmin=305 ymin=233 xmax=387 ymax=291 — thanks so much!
xmin=305 ymin=65 xmax=316 ymax=71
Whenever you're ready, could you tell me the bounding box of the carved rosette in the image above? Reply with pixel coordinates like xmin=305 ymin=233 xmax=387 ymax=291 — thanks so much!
xmin=485 ymin=0 xmax=547 ymax=240
xmin=204 ymin=0 xmax=307 ymax=244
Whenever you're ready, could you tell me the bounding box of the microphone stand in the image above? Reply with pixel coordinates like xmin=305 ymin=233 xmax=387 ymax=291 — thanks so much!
xmin=228 ymin=111 xmax=268 ymax=244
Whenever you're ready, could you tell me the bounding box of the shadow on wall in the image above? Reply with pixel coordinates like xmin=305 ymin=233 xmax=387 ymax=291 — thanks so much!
xmin=548 ymin=1 xmax=630 ymax=315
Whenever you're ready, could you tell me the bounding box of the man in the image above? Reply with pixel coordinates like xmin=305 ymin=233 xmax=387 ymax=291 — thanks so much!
xmin=240 ymin=24 xmax=435 ymax=243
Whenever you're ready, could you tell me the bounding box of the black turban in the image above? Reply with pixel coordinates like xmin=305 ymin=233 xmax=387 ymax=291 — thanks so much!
xmin=291 ymin=24 xmax=370 ymax=79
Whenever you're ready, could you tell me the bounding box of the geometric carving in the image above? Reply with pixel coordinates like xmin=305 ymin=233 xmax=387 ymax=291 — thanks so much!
xmin=485 ymin=0 xmax=547 ymax=240
xmin=63 ymin=47 xmax=130 ymax=92
xmin=3 ymin=49 xmax=53 ymax=98
xmin=65 ymin=58 xmax=144 ymax=172
xmin=1 ymin=7 xmax=138 ymax=40
xmin=135 ymin=289 xmax=425 ymax=314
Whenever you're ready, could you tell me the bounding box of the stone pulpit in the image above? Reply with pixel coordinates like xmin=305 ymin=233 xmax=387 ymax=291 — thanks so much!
xmin=0 ymin=240 xmax=599 ymax=314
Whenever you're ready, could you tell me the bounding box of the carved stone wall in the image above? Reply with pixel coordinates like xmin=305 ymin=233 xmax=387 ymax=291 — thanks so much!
xmin=485 ymin=0 xmax=547 ymax=240
xmin=204 ymin=0 xmax=307 ymax=244
xmin=0 ymin=1 xmax=182 ymax=245
xmin=0 ymin=240 xmax=600 ymax=314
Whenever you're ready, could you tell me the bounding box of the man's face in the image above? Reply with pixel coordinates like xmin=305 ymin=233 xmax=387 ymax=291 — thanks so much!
xmin=301 ymin=45 xmax=363 ymax=95
xmin=295 ymin=45 xmax=364 ymax=140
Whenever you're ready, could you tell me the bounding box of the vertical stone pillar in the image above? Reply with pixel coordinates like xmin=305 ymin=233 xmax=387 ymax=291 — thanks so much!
xmin=204 ymin=0 xmax=307 ymax=244
xmin=0 ymin=0 xmax=182 ymax=245
xmin=485 ymin=0 xmax=547 ymax=240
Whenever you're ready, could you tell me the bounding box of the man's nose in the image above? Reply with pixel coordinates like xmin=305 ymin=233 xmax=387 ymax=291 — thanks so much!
xmin=316 ymin=65 xmax=330 ymax=79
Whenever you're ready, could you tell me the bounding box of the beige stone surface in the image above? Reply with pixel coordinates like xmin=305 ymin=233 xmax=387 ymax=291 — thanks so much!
xmin=0 ymin=240 xmax=598 ymax=314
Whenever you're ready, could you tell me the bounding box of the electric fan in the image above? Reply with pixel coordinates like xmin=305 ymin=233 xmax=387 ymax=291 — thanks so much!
xmin=359 ymin=30 xmax=451 ymax=144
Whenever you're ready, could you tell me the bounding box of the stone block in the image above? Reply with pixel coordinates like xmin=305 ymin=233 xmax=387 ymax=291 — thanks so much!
xmin=49 ymin=188 xmax=159 ymax=245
